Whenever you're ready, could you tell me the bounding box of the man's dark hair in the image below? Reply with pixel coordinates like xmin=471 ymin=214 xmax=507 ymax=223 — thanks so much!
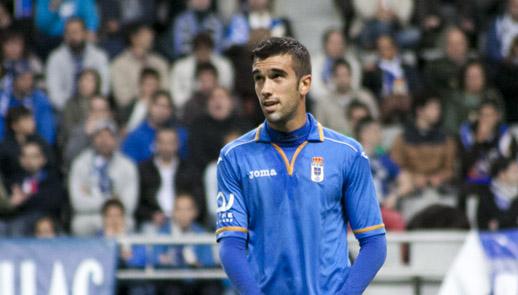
xmin=139 ymin=67 xmax=161 ymax=83
xmin=354 ymin=117 xmax=377 ymax=139
xmin=79 ymin=68 xmax=102 ymax=95
xmin=192 ymin=32 xmax=215 ymax=50
xmin=322 ymin=28 xmax=342 ymax=46
xmin=331 ymin=58 xmax=351 ymax=74
xmin=127 ymin=22 xmax=152 ymax=40
xmin=478 ymin=99 xmax=501 ymax=113
xmin=252 ymin=37 xmax=311 ymax=79
xmin=490 ymin=157 xmax=515 ymax=179
xmin=6 ymin=106 xmax=32 ymax=130
xmin=195 ymin=62 xmax=219 ymax=78
xmin=65 ymin=17 xmax=86 ymax=30
xmin=151 ymin=90 xmax=174 ymax=108
xmin=21 ymin=139 xmax=45 ymax=156
xmin=413 ymin=92 xmax=441 ymax=115
xmin=346 ymin=100 xmax=370 ymax=120
xmin=102 ymin=198 xmax=126 ymax=216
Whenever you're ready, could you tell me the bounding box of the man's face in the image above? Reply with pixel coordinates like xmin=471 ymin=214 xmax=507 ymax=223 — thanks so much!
xmin=419 ymin=100 xmax=442 ymax=125
xmin=93 ymin=129 xmax=118 ymax=157
xmin=78 ymin=72 xmax=98 ymax=97
xmin=377 ymin=36 xmax=397 ymax=60
xmin=156 ymin=130 xmax=178 ymax=160
xmin=194 ymin=45 xmax=212 ymax=62
xmin=35 ymin=218 xmax=56 ymax=238
xmin=12 ymin=115 xmax=36 ymax=136
xmin=446 ymin=29 xmax=467 ymax=62
xmin=478 ymin=105 xmax=500 ymax=129
xmin=149 ymin=96 xmax=173 ymax=126
xmin=139 ymin=76 xmax=160 ymax=98
xmin=173 ymin=196 xmax=198 ymax=229
xmin=20 ymin=144 xmax=46 ymax=174
xmin=207 ymin=88 xmax=234 ymax=121
xmin=465 ymin=64 xmax=485 ymax=93
xmin=253 ymin=54 xmax=309 ymax=128
xmin=103 ymin=206 xmax=125 ymax=234
xmin=64 ymin=21 xmax=87 ymax=50
xmin=14 ymin=72 xmax=33 ymax=95
xmin=359 ymin=122 xmax=382 ymax=147
xmin=333 ymin=64 xmax=351 ymax=93
xmin=190 ymin=0 xmax=211 ymax=11
xmin=197 ymin=70 xmax=218 ymax=95
xmin=509 ymin=0 xmax=518 ymax=20
xmin=2 ymin=37 xmax=24 ymax=60
xmin=325 ymin=32 xmax=345 ymax=59
xmin=249 ymin=0 xmax=269 ymax=11
xmin=89 ymin=97 xmax=111 ymax=120
xmin=131 ymin=27 xmax=154 ymax=51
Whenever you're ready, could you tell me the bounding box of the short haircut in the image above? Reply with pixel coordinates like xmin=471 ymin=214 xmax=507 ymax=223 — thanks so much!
xmin=157 ymin=127 xmax=177 ymax=138
xmin=102 ymin=199 xmax=126 ymax=216
xmin=151 ymin=90 xmax=174 ymax=108
xmin=459 ymin=60 xmax=486 ymax=90
xmin=322 ymin=28 xmax=342 ymax=46
xmin=192 ymin=32 xmax=215 ymax=50
xmin=6 ymin=106 xmax=32 ymax=129
xmin=195 ymin=62 xmax=219 ymax=78
xmin=21 ymin=139 xmax=45 ymax=156
xmin=490 ymin=157 xmax=515 ymax=179
xmin=479 ymin=99 xmax=501 ymax=113
xmin=413 ymin=92 xmax=441 ymax=114
xmin=139 ymin=67 xmax=161 ymax=83
xmin=354 ymin=117 xmax=377 ymax=139
xmin=175 ymin=191 xmax=198 ymax=209
xmin=331 ymin=58 xmax=351 ymax=74
xmin=65 ymin=17 xmax=86 ymax=30
xmin=346 ymin=100 xmax=370 ymax=120
xmin=127 ymin=22 xmax=152 ymax=38
xmin=252 ymin=37 xmax=311 ymax=79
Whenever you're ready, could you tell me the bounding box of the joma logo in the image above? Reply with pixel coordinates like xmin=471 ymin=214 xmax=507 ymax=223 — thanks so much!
xmin=248 ymin=169 xmax=277 ymax=179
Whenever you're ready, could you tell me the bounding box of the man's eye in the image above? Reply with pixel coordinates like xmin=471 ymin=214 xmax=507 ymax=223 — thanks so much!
xmin=254 ymin=75 xmax=264 ymax=82
xmin=271 ymin=74 xmax=282 ymax=80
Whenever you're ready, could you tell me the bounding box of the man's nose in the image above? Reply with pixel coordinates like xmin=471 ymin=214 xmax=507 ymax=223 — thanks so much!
xmin=261 ymin=78 xmax=273 ymax=98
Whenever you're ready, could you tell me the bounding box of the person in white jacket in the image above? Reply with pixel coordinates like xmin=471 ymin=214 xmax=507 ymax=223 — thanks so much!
xmin=69 ymin=120 xmax=138 ymax=236
xmin=46 ymin=18 xmax=110 ymax=110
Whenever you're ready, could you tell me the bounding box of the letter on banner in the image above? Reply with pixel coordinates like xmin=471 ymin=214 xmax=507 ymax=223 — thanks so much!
xmin=21 ymin=261 xmax=36 ymax=295
xmin=49 ymin=262 xmax=68 ymax=295
xmin=73 ymin=259 xmax=104 ymax=295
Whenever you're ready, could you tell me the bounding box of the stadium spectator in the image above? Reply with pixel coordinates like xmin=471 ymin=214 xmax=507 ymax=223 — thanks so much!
xmin=119 ymin=68 xmax=161 ymax=133
xmin=391 ymin=95 xmax=456 ymax=195
xmin=0 ymin=62 xmax=56 ymax=144
xmin=345 ymin=100 xmax=373 ymax=134
xmin=170 ymin=0 xmax=224 ymax=58
xmin=169 ymin=33 xmax=233 ymax=112
xmin=182 ymin=62 xmax=220 ymax=126
xmin=224 ymin=0 xmax=288 ymax=49
xmin=34 ymin=215 xmax=57 ymax=238
xmin=363 ymin=35 xmax=421 ymax=124
xmin=154 ymin=192 xmax=222 ymax=294
xmin=311 ymin=28 xmax=362 ymax=100
xmin=111 ymin=23 xmax=169 ymax=109
xmin=458 ymin=101 xmax=518 ymax=211
xmin=1 ymin=30 xmax=43 ymax=92
xmin=98 ymin=0 xmax=156 ymax=28
xmin=63 ymin=95 xmax=113 ymax=168
xmin=485 ymin=0 xmax=518 ymax=63
xmin=477 ymin=157 xmax=518 ymax=230
xmin=136 ymin=128 xmax=194 ymax=232
xmin=314 ymin=59 xmax=377 ymax=136
xmin=423 ymin=27 xmax=470 ymax=97
xmin=60 ymin=68 xmax=101 ymax=138
xmin=495 ymin=36 xmax=518 ymax=122
xmin=0 ymin=107 xmax=55 ymax=187
xmin=35 ymin=0 xmax=99 ymax=38
xmin=0 ymin=140 xmax=63 ymax=236
xmin=443 ymin=61 xmax=504 ymax=134
xmin=45 ymin=18 xmax=109 ymax=110
xmin=355 ymin=118 xmax=405 ymax=231
xmin=414 ymin=0 xmax=477 ymax=49
xmin=351 ymin=0 xmax=419 ymax=49
xmin=69 ymin=120 xmax=138 ymax=236
xmin=187 ymin=87 xmax=248 ymax=177
xmin=122 ymin=91 xmax=188 ymax=163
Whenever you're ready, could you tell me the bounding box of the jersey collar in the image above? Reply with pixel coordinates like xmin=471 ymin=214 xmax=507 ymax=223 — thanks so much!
xmin=255 ymin=113 xmax=324 ymax=143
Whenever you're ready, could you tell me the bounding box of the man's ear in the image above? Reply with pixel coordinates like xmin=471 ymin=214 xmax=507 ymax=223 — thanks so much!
xmin=298 ymin=74 xmax=312 ymax=96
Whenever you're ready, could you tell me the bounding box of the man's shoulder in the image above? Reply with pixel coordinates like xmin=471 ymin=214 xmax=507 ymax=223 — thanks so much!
xmin=321 ymin=127 xmax=362 ymax=155
xmin=220 ymin=128 xmax=259 ymax=158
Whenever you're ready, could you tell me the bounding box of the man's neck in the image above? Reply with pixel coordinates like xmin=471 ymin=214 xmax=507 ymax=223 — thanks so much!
xmin=268 ymin=111 xmax=307 ymax=133
xmin=131 ymin=47 xmax=147 ymax=59
xmin=156 ymin=156 xmax=176 ymax=166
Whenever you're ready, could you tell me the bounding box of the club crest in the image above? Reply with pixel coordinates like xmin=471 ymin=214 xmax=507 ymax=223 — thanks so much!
xmin=311 ymin=156 xmax=324 ymax=183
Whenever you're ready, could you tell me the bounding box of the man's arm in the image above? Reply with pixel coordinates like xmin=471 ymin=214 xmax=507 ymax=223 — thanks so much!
xmin=341 ymin=234 xmax=387 ymax=294
xmin=219 ymin=237 xmax=262 ymax=294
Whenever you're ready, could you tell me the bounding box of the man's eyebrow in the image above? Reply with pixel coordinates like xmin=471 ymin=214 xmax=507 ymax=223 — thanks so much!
xmin=270 ymin=68 xmax=287 ymax=76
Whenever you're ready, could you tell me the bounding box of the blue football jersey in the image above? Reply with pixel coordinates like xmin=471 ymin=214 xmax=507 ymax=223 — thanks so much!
xmin=216 ymin=113 xmax=385 ymax=294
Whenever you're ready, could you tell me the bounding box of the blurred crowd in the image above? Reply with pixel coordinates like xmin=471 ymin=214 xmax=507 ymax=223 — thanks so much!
xmin=0 ymin=0 xmax=517 ymax=293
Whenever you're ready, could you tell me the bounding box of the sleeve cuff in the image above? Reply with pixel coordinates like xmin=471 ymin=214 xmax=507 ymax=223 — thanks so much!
xmin=353 ymin=224 xmax=386 ymax=239
xmin=216 ymin=226 xmax=248 ymax=242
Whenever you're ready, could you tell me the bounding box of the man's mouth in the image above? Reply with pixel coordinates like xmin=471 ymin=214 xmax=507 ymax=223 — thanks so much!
xmin=262 ymin=100 xmax=279 ymax=113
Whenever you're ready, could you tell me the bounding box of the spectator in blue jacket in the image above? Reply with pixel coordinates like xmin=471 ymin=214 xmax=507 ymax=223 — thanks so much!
xmin=122 ymin=91 xmax=188 ymax=163
xmin=486 ymin=0 xmax=518 ymax=62
xmin=0 ymin=63 xmax=56 ymax=144
xmin=172 ymin=0 xmax=224 ymax=58
xmin=35 ymin=0 xmax=99 ymax=37
xmin=154 ymin=192 xmax=222 ymax=294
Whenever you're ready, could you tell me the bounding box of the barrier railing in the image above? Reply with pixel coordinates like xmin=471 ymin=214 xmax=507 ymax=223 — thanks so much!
xmin=116 ymin=231 xmax=469 ymax=295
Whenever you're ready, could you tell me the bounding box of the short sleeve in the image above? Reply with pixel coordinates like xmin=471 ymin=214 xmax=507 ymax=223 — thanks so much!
xmin=344 ymin=151 xmax=386 ymax=239
xmin=215 ymin=153 xmax=249 ymax=242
